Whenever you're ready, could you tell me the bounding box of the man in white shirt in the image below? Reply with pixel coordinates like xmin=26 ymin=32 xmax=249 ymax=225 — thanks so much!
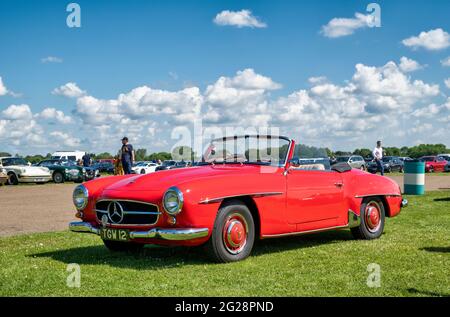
xmin=372 ymin=140 xmax=384 ymax=176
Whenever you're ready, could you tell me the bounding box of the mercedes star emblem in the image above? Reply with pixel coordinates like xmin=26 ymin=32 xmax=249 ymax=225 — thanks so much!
xmin=107 ymin=201 xmax=124 ymax=224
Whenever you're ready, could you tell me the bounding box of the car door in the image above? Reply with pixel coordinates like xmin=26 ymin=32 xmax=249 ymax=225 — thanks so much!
xmin=286 ymin=168 xmax=346 ymax=225
xmin=348 ymin=156 xmax=356 ymax=168
xmin=436 ymin=157 xmax=447 ymax=171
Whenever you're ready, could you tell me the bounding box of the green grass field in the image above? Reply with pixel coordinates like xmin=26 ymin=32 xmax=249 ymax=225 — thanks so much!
xmin=1 ymin=191 xmax=449 ymax=297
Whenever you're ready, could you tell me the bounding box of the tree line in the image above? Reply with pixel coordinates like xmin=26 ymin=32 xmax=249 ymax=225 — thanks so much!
xmin=1 ymin=143 xmax=448 ymax=164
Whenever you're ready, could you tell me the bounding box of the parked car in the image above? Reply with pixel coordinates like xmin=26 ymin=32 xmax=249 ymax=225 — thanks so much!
xmin=92 ymin=161 xmax=115 ymax=174
xmin=155 ymin=160 xmax=177 ymax=171
xmin=333 ymin=155 xmax=366 ymax=170
xmin=419 ymin=156 xmax=448 ymax=172
xmin=398 ymin=157 xmax=413 ymax=162
xmin=0 ymin=167 xmax=7 ymax=186
xmin=51 ymin=151 xmax=86 ymax=162
xmin=84 ymin=165 xmax=100 ymax=180
xmin=69 ymin=135 xmax=406 ymax=263
xmin=35 ymin=159 xmax=85 ymax=183
xmin=445 ymin=162 xmax=450 ymax=172
xmin=132 ymin=162 xmax=159 ymax=174
xmin=367 ymin=156 xmax=404 ymax=173
xmin=437 ymin=154 xmax=450 ymax=162
xmin=0 ymin=157 xmax=52 ymax=185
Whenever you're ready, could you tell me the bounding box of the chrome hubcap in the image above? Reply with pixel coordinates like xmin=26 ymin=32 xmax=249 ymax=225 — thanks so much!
xmin=365 ymin=201 xmax=381 ymax=233
xmin=223 ymin=213 xmax=248 ymax=255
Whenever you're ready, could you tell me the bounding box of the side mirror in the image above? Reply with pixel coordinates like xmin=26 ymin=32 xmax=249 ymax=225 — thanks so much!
xmin=288 ymin=158 xmax=299 ymax=167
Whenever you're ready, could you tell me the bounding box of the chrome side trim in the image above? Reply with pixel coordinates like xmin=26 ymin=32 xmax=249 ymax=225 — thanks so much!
xmin=69 ymin=221 xmax=208 ymax=241
xmin=355 ymin=193 xmax=401 ymax=198
xmin=199 ymin=192 xmax=283 ymax=204
xmin=261 ymin=209 xmax=361 ymax=238
xmin=262 ymin=224 xmax=348 ymax=238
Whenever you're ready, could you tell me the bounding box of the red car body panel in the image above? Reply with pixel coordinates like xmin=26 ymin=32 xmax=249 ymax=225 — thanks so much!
xmin=77 ymin=136 xmax=404 ymax=247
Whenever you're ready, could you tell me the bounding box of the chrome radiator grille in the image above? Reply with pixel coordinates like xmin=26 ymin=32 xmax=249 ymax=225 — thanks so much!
xmin=95 ymin=200 xmax=160 ymax=226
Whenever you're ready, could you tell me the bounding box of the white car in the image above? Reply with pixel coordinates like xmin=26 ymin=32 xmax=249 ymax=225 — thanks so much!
xmin=0 ymin=157 xmax=52 ymax=185
xmin=131 ymin=162 xmax=159 ymax=174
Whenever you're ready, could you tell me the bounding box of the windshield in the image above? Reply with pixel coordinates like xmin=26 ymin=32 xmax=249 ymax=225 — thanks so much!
xmin=336 ymin=156 xmax=350 ymax=162
xmin=382 ymin=157 xmax=392 ymax=162
xmin=162 ymin=161 xmax=176 ymax=166
xmin=2 ymin=158 xmax=28 ymax=166
xmin=203 ymin=135 xmax=291 ymax=166
xmin=421 ymin=157 xmax=434 ymax=162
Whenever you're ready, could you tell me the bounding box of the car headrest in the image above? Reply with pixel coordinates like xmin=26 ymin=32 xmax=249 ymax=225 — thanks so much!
xmin=331 ymin=162 xmax=352 ymax=173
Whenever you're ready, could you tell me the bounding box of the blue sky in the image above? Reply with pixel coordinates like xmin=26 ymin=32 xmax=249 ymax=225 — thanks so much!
xmin=0 ymin=0 xmax=449 ymax=155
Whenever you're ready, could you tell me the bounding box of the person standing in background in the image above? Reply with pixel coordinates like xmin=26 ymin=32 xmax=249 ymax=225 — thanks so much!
xmin=82 ymin=153 xmax=91 ymax=167
xmin=121 ymin=137 xmax=134 ymax=175
xmin=373 ymin=140 xmax=384 ymax=176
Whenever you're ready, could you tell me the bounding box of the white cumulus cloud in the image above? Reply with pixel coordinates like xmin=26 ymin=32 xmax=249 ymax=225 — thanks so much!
xmin=0 ymin=77 xmax=8 ymax=96
xmin=37 ymin=107 xmax=73 ymax=124
xmin=441 ymin=56 xmax=450 ymax=67
xmin=399 ymin=56 xmax=424 ymax=72
xmin=52 ymin=82 xmax=86 ymax=98
xmin=213 ymin=10 xmax=267 ymax=28
xmin=321 ymin=13 xmax=371 ymax=38
xmin=402 ymin=28 xmax=450 ymax=51
xmin=2 ymin=104 xmax=33 ymax=120
xmin=445 ymin=78 xmax=450 ymax=89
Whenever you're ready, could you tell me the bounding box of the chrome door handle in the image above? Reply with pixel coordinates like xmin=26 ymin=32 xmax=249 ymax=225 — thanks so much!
xmin=334 ymin=182 xmax=344 ymax=187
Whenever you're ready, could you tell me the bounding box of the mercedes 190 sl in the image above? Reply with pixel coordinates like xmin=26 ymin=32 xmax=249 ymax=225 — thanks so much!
xmin=69 ymin=135 xmax=407 ymax=262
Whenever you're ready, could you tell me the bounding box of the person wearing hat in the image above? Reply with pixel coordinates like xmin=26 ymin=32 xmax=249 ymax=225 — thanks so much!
xmin=121 ymin=137 xmax=135 ymax=175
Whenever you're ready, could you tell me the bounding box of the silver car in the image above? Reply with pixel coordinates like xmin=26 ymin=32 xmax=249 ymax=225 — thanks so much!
xmin=334 ymin=155 xmax=366 ymax=170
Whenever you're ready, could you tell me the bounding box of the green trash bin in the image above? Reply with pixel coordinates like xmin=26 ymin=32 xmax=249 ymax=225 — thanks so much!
xmin=403 ymin=160 xmax=425 ymax=195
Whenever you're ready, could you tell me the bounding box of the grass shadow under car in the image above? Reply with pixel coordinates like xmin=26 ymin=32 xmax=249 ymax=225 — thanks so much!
xmin=29 ymin=229 xmax=354 ymax=269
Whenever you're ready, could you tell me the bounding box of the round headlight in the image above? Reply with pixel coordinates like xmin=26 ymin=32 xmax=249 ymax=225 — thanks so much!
xmin=163 ymin=187 xmax=183 ymax=215
xmin=73 ymin=185 xmax=89 ymax=210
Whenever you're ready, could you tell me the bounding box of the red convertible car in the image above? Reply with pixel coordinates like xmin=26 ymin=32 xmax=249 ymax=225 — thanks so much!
xmin=70 ymin=135 xmax=407 ymax=262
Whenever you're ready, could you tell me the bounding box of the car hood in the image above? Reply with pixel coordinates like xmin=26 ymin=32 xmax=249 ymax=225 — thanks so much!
xmin=103 ymin=164 xmax=278 ymax=192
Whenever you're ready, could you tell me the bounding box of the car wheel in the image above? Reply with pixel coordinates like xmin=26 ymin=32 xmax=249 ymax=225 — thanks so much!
xmin=102 ymin=240 xmax=143 ymax=253
xmin=399 ymin=166 xmax=404 ymax=173
xmin=360 ymin=165 xmax=365 ymax=171
xmin=7 ymin=173 xmax=18 ymax=185
xmin=206 ymin=200 xmax=255 ymax=263
xmin=140 ymin=169 xmax=146 ymax=174
xmin=351 ymin=197 xmax=385 ymax=240
xmin=429 ymin=166 xmax=434 ymax=173
xmin=53 ymin=172 xmax=64 ymax=183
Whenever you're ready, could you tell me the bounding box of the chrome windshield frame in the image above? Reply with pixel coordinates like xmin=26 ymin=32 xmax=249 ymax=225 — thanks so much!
xmin=203 ymin=135 xmax=293 ymax=168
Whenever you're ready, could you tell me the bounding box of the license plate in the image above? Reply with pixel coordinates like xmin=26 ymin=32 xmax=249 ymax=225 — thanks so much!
xmin=35 ymin=178 xmax=45 ymax=182
xmin=100 ymin=228 xmax=130 ymax=242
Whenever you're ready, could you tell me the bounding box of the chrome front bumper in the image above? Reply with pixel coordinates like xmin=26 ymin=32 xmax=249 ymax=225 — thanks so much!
xmin=401 ymin=199 xmax=408 ymax=208
xmin=69 ymin=221 xmax=209 ymax=241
